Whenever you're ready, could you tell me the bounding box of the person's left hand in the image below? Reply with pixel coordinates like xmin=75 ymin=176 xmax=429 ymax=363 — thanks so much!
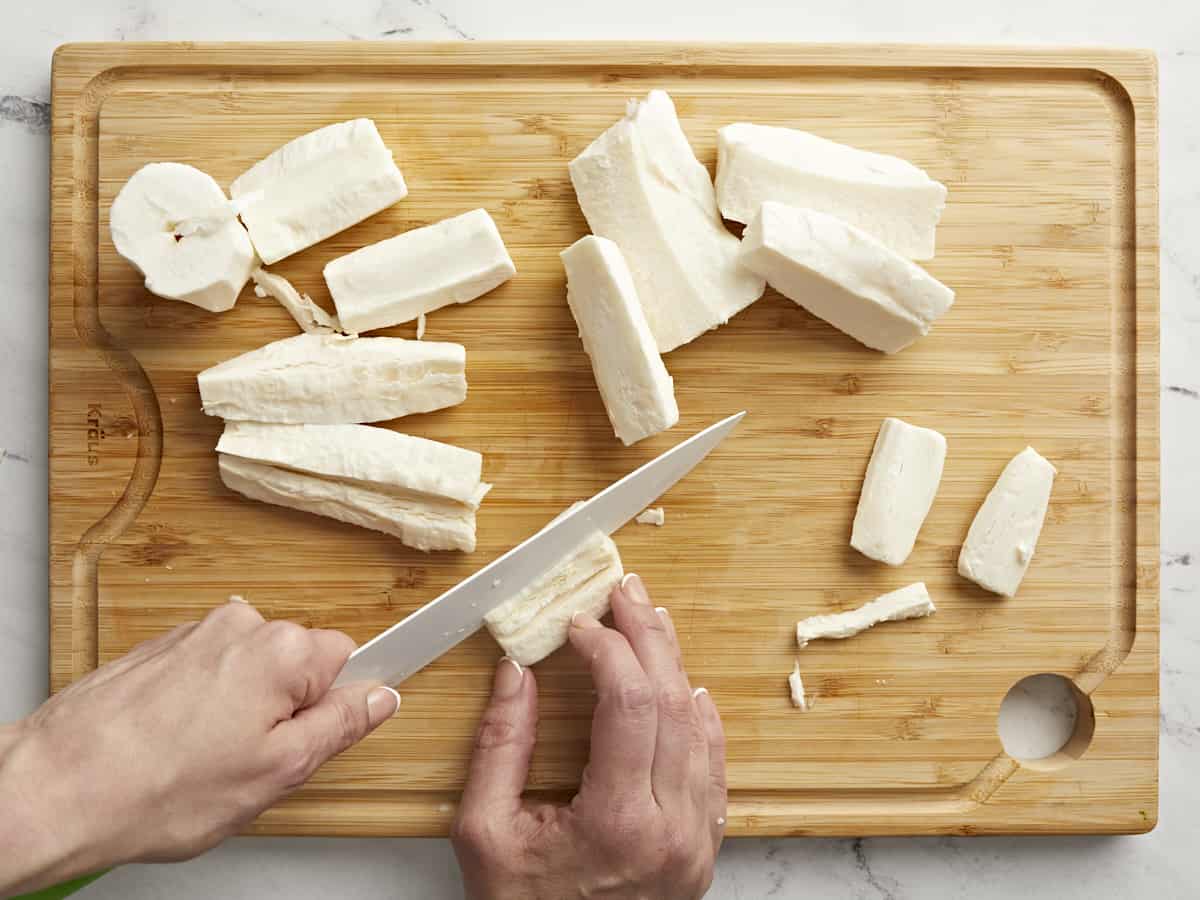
xmin=452 ymin=574 xmax=727 ymax=900
xmin=0 ymin=597 xmax=400 ymax=896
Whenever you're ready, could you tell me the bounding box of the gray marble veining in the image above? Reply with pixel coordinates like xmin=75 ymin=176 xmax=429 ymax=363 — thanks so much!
xmin=2 ymin=2 xmax=1197 ymax=897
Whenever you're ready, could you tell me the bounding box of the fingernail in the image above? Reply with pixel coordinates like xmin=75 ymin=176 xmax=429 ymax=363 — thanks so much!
xmin=692 ymin=686 xmax=708 ymax=699
xmin=622 ymin=572 xmax=649 ymax=605
xmin=494 ymin=656 xmax=524 ymax=699
xmin=367 ymin=685 xmax=401 ymax=725
xmin=571 ymin=611 xmax=601 ymax=629
xmin=654 ymin=605 xmax=669 ymax=618
xmin=228 ymin=594 xmax=248 ymax=604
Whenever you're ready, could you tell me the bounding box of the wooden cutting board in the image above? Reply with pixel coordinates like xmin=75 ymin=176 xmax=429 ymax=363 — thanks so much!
xmin=49 ymin=42 xmax=1159 ymax=836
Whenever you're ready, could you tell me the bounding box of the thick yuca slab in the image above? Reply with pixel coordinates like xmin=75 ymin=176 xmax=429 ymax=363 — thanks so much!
xmin=958 ymin=447 xmax=1057 ymax=597
xmin=796 ymin=582 xmax=936 ymax=647
xmin=851 ymin=418 xmax=947 ymax=566
xmin=109 ymin=162 xmax=255 ymax=312
xmin=197 ymin=332 xmax=466 ymax=424
xmin=325 ymin=208 xmax=516 ymax=334
xmin=561 ymin=235 xmax=678 ymax=445
xmin=231 ymin=118 xmax=408 ymax=264
xmin=216 ymin=422 xmax=489 ymax=508
xmin=484 ymin=532 xmax=624 ymax=666
xmin=218 ymin=454 xmax=480 ymax=552
xmin=739 ymin=202 xmax=954 ymax=353
xmin=716 ymin=124 xmax=947 ymax=260
xmin=569 ymin=90 xmax=764 ymax=353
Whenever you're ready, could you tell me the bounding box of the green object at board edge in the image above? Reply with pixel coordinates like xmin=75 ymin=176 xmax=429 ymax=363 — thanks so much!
xmin=14 ymin=870 xmax=109 ymax=899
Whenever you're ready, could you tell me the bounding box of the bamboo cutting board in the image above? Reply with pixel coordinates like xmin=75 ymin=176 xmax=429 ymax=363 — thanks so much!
xmin=49 ymin=43 xmax=1159 ymax=836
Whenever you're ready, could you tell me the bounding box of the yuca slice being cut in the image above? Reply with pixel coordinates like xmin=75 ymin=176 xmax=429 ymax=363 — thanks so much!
xmin=484 ymin=532 xmax=624 ymax=666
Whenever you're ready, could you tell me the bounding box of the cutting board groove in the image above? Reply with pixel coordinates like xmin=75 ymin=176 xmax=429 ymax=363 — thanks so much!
xmin=50 ymin=43 xmax=1158 ymax=836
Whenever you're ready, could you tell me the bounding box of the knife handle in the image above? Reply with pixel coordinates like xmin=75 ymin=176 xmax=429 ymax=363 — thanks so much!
xmin=13 ymin=870 xmax=109 ymax=899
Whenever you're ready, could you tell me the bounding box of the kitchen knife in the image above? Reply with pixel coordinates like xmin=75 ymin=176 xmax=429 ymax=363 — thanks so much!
xmin=332 ymin=411 xmax=745 ymax=689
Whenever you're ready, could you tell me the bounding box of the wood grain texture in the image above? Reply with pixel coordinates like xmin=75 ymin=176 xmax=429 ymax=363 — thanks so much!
xmin=49 ymin=42 xmax=1159 ymax=837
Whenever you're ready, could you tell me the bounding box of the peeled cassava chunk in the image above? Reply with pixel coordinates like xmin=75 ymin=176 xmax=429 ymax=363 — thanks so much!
xmin=109 ymin=162 xmax=255 ymax=313
xmin=197 ymin=333 xmax=466 ymax=424
xmin=216 ymin=422 xmax=489 ymax=552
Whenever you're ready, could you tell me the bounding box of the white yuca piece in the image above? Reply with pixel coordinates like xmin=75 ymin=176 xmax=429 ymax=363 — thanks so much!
xmin=251 ymin=268 xmax=343 ymax=334
xmin=635 ymin=507 xmax=665 ymax=526
xmin=851 ymin=418 xmax=947 ymax=566
xmin=569 ymin=90 xmax=765 ymax=353
xmin=216 ymin=423 xmax=489 ymax=552
xmin=788 ymin=661 xmax=808 ymax=711
xmin=324 ymin=208 xmax=516 ymax=334
xmin=197 ymin=332 xmax=466 ymax=424
xmin=561 ymin=236 xmax=679 ymax=445
xmin=716 ymin=124 xmax=948 ymax=260
xmin=484 ymin=532 xmax=624 ymax=665
xmin=740 ymin=202 xmax=954 ymax=353
xmin=109 ymin=162 xmax=255 ymax=312
xmin=958 ymin=447 xmax=1057 ymax=597
xmin=231 ymin=118 xmax=408 ymax=265
xmin=796 ymin=582 xmax=936 ymax=648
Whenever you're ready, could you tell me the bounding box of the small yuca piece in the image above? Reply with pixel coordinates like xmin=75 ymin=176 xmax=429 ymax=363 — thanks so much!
xmin=324 ymin=208 xmax=515 ymax=334
xmin=217 ymin=422 xmax=489 ymax=552
xmin=569 ymin=90 xmax=765 ymax=353
xmin=740 ymin=202 xmax=954 ymax=353
xmin=635 ymin=507 xmax=665 ymax=526
xmin=251 ymin=268 xmax=343 ymax=334
xmin=716 ymin=124 xmax=947 ymax=260
xmin=561 ymin=236 xmax=679 ymax=445
xmin=796 ymin=582 xmax=936 ymax=648
xmin=231 ymin=118 xmax=408 ymax=264
xmin=109 ymin=162 xmax=255 ymax=312
xmin=484 ymin=532 xmax=624 ymax=666
xmin=958 ymin=447 xmax=1057 ymax=597
xmin=197 ymin=332 xmax=466 ymax=424
xmin=788 ymin=661 xmax=808 ymax=711
xmin=851 ymin=418 xmax=947 ymax=566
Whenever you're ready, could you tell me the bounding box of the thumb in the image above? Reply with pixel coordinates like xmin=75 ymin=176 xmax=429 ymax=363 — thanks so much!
xmin=458 ymin=658 xmax=538 ymax=823
xmin=278 ymin=682 xmax=401 ymax=776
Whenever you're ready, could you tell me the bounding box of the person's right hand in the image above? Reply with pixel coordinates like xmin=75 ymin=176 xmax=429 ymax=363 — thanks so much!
xmin=0 ymin=597 xmax=400 ymax=896
xmin=452 ymin=573 xmax=727 ymax=900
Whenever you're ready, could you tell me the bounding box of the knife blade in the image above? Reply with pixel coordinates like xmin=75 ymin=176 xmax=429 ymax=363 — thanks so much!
xmin=332 ymin=411 xmax=745 ymax=688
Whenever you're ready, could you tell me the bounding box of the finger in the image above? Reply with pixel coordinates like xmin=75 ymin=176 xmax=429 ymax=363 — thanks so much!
xmin=193 ymin=595 xmax=266 ymax=640
xmin=255 ymin=621 xmax=356 ymax=711
xmin=296 ymin=628 xmax=358 ymax=709
xmin=270 ymin=682 xmax=401 ymax=788
xmin=612 ymin=574 xmax=706 ymax=812
xmin=457 ymin=658 xmax=539 ymax=828
xmin=567 ymin=611 xmax=656 ymax=808
xmin=72 ymin=622 xmax=199 ymax=693
xmin=694 ymin=687 xmax=728 ymax=852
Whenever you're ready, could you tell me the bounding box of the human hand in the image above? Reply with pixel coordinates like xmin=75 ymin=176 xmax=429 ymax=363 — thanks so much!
xmin=452 ymin=574 xmax=726 ymax=900
xmin=0 ymin=598 xmax=400 ymax=896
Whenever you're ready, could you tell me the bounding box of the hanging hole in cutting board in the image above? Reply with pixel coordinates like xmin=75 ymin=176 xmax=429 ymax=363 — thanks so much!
xmin=997 ymin=673 xmax=1096 ymax=770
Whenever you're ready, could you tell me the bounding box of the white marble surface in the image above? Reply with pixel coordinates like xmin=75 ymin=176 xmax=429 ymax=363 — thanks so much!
xmin=1 ymin=1 xmax=1196 ymax=897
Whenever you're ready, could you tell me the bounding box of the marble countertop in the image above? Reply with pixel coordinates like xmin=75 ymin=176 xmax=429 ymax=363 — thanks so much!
xmin=2 ymin=1 xmax=1196 ymax=897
